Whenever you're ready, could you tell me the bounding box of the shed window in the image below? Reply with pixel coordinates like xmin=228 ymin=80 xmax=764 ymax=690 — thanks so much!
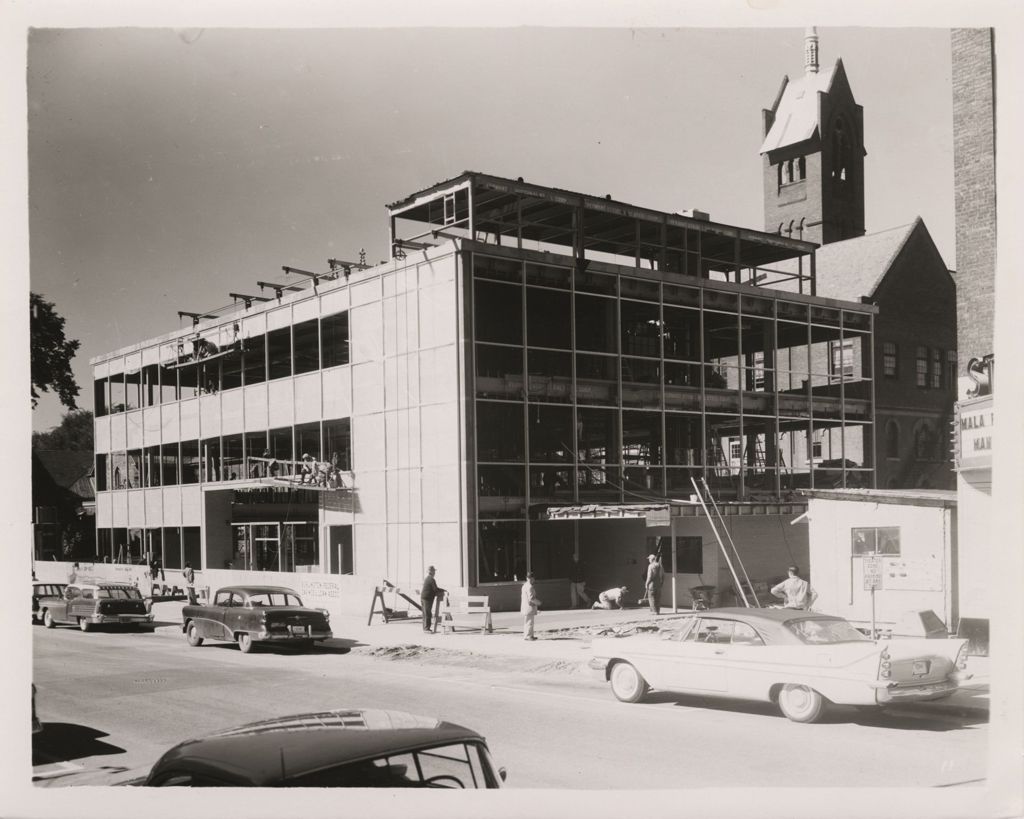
xmin=851 ymin=527 xmax=900 ymax=556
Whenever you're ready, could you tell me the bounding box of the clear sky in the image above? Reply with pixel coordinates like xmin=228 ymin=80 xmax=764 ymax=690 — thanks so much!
xmin=26 ymin=25 xmax=956 ymax=432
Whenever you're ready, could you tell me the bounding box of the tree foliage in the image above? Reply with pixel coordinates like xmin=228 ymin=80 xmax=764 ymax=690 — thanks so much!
xmin=31 ymin=292 xmax=81 ymax=410
xmin=32 ymin=408 xmax=94 ymax=452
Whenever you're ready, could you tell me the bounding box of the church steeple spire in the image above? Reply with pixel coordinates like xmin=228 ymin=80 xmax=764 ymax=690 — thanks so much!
xmin=804 ymin=27 xmax=819 ymax=74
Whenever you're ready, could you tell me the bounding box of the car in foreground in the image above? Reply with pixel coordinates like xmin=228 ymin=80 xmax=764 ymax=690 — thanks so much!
xmin=32 ymin=582 xmax=67 ymax=624
xmin=182 ymin=585 xmax=331 ymax=653
xmin=39 ymin=582 xmax=154 ymax=631
xmin=123 ymin=708 xmax=507 ymax=788
xmin=589 ymin=607 xmax=971 ymax=723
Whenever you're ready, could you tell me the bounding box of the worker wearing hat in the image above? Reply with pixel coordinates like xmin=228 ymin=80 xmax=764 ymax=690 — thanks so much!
xmin=645 ymin=553 xmax=665 ymax=615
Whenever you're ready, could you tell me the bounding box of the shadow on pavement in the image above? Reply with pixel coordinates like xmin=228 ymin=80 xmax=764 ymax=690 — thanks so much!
xmin=643 ymin=692 xmax=980 ymax=730
xmin=33 ymin=722 xmax=126 ymax=764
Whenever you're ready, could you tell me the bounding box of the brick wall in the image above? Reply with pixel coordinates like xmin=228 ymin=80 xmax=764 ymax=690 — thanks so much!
xmin=951 ymin=29 xmax=996 ymax=373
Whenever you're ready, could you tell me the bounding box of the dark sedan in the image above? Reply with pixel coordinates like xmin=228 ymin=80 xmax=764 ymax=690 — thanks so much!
xmin=126 ymin=708 xmax=506 ymax=788
xmin=182 ymin=585 xmax=332 ymax=653
xmin=40 ymin=583 xmax=153 ymax=631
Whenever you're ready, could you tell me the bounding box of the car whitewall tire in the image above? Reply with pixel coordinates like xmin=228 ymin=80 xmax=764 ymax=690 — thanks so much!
xmin=778 ymin=684 xmax=826 ymax=723
xmin=186 ymin=622 xmax=204 ymax=647
xmin=238 ymin=633 xmax=255 ymax=653
xmin=43 ymin=610 xmax=55 ymax=629
xmin=609 ymin=662 xmax=649 ymax=703
xmin=79 ymin=618 xmax=92 ymax=633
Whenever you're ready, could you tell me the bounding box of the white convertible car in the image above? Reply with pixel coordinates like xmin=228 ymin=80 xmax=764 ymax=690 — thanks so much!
xmin=589 ymin=607 xmax=971 ymax=723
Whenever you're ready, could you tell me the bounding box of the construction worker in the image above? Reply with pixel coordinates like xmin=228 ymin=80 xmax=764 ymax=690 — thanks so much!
xmin=770 ymin=565 xmax=818 ymax=610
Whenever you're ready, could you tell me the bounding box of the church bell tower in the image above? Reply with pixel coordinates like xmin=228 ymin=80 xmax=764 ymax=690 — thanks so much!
xmin=761 ymin=28 xmax=866 ymax=245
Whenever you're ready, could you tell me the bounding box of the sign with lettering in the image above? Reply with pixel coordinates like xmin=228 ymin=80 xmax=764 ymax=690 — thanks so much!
xmin=862 ymin=556 xmax=883 ymax=591
xmin=955 ymin=395 xmax=994 ymax=471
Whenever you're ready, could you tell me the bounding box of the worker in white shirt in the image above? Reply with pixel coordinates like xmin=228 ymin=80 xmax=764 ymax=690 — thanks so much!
xmin=770 ymin=565 xmax=818 ymax=610
xmin=592 ymin=586 xmax=629 ymax=610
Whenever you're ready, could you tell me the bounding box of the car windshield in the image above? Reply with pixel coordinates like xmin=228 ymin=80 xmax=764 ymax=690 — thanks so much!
xmin=247 ymin=592 xmax=303 ymax=607
xmin=786 ymin=618 xmax=871 ymax=645
xmin=97 ymin=587 xmax=143 ymax=600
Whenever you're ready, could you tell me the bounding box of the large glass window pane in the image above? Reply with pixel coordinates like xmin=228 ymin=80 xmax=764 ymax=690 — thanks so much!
xmin=158 ymin=364 xmax=178 ymax=403
xmin=95 ymin=453 xmax=108 ymax=491
xmin=222 ymin=434 xmax=243 ymax=481
xmin=526 ymin=288 xmax=570 ymax=349
xmin=295 ymin=422 xmax=321 ymax=462
xmin=124 ymin=371 xmax=141 ymax=411
xmin=577 ymin=407 xmax=619 ymax=465
xmin=111 ymin=451 xmax=127 ymax=489
xmin=574 ymin=269 xmax=616 ymax=296
xmin=328 ymin=525 xmax=353 ymax=575
xmin=180 ymin=440 xmax=200 ymax=484
xmin=663 ymin=306 xmax=700 ymax=361
xmin=109 ymin=373 xmax=127 ymax=413
xmin=529 ymin=466 xmax=574 ymax=499
xmin=293 ymin=319 xmax=319 ymax=375
xmin=268 ymin=327 xmax=292 ymax=380
xmin=144 ymin=445 xmax=161 ymax=488
xmin=126 ymin=449 xmax=142 ymax=489
xmin=243 ymin=334 xmax=266 ymax=385
xmin=666 ymin=413 xmax=702 ymax=465
xmin=529 ymin=520 xmax=574 ymax=580
xmin=141 ymin=365 xmax=159 ymax=408
xmin=529 ymin=405 xmax=574 ymax=463
xmin=183 ymin=526 xmax=202 ymax=569
xmin=576 ymin=353 xmax=617 ymax=406
xmin=474 ymin=280 xmax=522 ymax=345
xmin=320 ymin=312 xmax=349 ymax=369
xmin=269 ymin=426 xmax=294 ymax=467
xmin=163 ymin=527 xmax=182 ymax=570
xmin=478 ymin=521 xmax=527 ymax=583
xmin=283 ymin=523 xmax=318 ymax=572
xmin=478 ymin=466 xmax=526 ymax=517
xmin=178 ymin=364 xmax=200 ymax=400
xmin=575 ymin=294 xmax=617 ymax=353
xmin=221 ymin=348 xmax=242 ymax=390
xmin=323 ymin=418 xmax=351 ymax=471
xmin=622 ymin=410 xmax=663 ymax=465
xmin=475 ymin=344 xmax=523 ymax=400
xmin=94 ymin=378 xmax=109 ymax=417
xmin=621 ymin=300 xmax=660 ymax=357
xmin=476 ymin=402 xmax=524 ymax=461
xmin=199 ymin=359 xmax=220 ymax=395
xmin=161 ymin=443 xmax=179 ymax=486
xmin=202 ymin=437 xmax=221 ymax=482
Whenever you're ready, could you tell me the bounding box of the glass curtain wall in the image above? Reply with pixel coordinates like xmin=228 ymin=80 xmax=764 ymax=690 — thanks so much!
xmin=471 ymin=250 xmax=873 ymax=585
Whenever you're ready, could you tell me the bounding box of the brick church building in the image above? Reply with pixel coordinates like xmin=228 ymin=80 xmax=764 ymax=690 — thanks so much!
xmin=760 ymin=29 xmax=957 ymax=489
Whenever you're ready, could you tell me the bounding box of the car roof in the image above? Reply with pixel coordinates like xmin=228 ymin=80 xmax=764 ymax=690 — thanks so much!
xmin=692 ymin=607 xmax=846 ymax=625
xmin=148 ymin=709 xmax=485 ymax=785
xmin=215 ymin=585 xmax=300 ymax=595
xmin=69 ymin=582 xmax=137 ymax=590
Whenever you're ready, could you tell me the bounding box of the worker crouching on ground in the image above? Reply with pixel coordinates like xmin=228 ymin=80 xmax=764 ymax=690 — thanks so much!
xmin=592 ymin=586 xmax=629 ymax=610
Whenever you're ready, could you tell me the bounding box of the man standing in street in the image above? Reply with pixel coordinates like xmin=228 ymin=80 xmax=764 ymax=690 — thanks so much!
xmin=420 ymin=566 xmax=444 ymax=633
xmin=569 ymin=556 xmax=591 ymax=609
xmin=183 ymin=562 xmax=197 ymax=605
xmin=521 ymin=571 xmax=541 ymax=640
xmin=770 ymin=565 xmax=818 ymax=610
xmin=645 ymin=554 xmax=665 ymax=615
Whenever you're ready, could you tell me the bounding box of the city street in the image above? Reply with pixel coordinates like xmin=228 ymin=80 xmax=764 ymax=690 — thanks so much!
xmin=32 ymin=626 xmax=988 ymax=789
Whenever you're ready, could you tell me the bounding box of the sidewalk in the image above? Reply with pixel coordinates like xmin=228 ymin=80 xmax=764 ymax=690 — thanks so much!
xmin=149 ymin=600 xmax=989 ymax=716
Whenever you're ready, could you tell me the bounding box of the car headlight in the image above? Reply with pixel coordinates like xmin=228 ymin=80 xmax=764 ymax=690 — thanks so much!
xmin=317 ymin=607 xmax=330 ymax=621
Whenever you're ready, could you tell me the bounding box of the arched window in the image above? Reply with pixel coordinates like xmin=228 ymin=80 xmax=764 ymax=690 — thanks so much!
xmin=885 ymin=420 xmax=900 ymax=459
xmin=797 ymin=156 xmax=806 ymax=180
xmin=914 ymin=422 xmax=935 ymax=461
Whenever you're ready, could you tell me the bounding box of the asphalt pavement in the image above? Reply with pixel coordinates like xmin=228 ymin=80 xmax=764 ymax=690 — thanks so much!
xmin=148 ymin=599 xmax=990 ymax=716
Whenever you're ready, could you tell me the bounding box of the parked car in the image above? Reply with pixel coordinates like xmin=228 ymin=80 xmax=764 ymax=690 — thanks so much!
xmin=40 ymin=582 xmax=154 ymax=631
xmin=124 ymin=708 xmax=507 ymax=787
xmin=32 ymin=582 xmax=67 ymax=624
xmin=589 ymin=607 xmax=971 ymax=723
xmin=181 ymin=585 xmax=331 ymax=653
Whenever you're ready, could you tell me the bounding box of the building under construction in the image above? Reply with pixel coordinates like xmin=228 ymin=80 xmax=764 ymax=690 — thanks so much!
xmin=88 ymin=172 xmax=877 ymax=612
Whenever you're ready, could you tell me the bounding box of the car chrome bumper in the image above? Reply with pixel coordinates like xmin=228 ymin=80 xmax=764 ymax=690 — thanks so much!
xmin=876 ymin=678 xmax=960 ymax=703
xmin=256 ymin=629 xmax=333 ymax=642
xmin=92 ymin=614 xmax=154 ymax=624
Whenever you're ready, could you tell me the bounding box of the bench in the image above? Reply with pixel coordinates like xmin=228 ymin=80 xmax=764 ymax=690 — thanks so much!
xmin=441 ymin=593 xmax=493 ymax=634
